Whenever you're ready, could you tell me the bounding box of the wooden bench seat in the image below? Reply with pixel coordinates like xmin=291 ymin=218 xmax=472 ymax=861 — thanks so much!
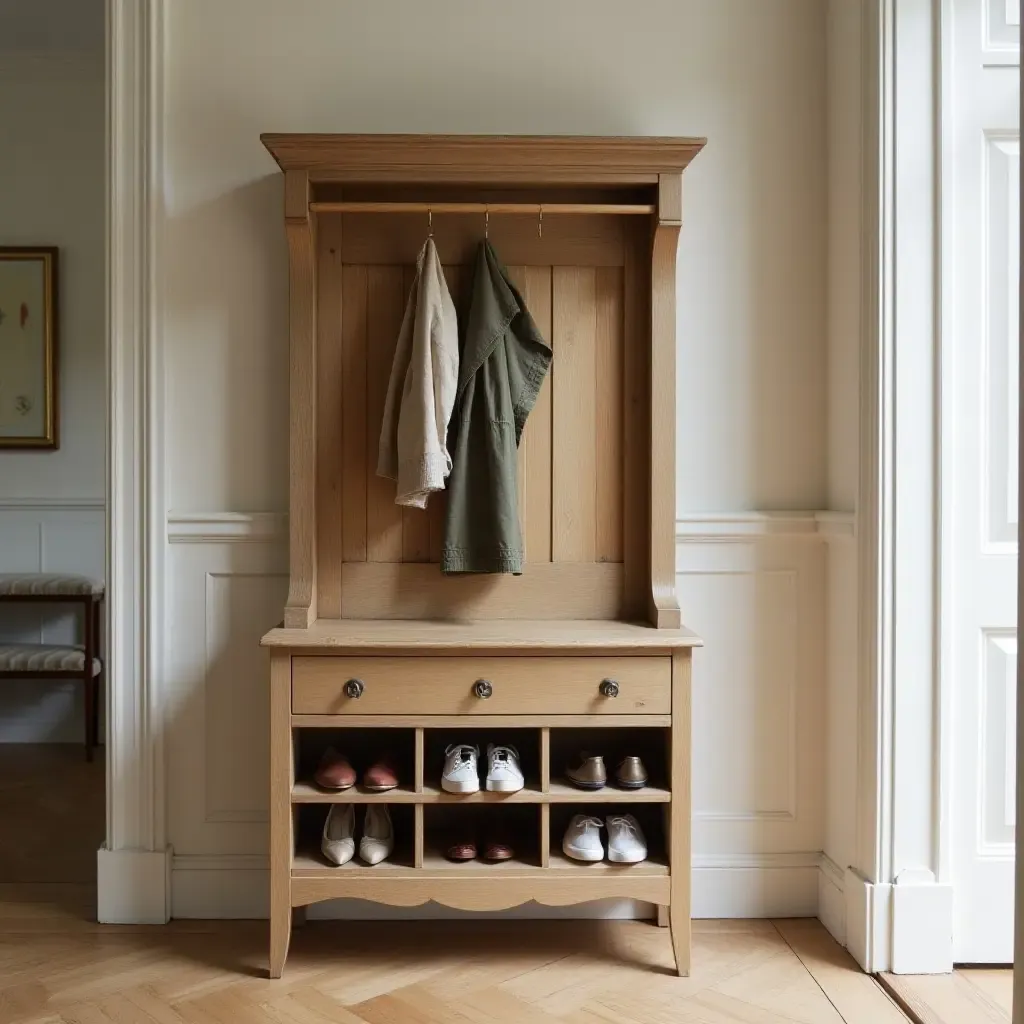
xmin=0 ymin=644 xmax=101 ymax=677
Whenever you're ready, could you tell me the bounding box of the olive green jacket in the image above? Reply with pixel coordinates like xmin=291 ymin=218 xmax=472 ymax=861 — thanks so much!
xmin=441 ymin=241 xmax=552 ymax=574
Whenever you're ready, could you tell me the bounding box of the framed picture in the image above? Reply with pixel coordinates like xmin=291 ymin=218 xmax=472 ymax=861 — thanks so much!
xmin=0 ymin=247 xmax=58 ymax=450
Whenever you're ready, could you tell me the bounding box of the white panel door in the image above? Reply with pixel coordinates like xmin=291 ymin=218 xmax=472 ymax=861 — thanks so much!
xmin=949 ymin=0 xmax=1021 ymax=963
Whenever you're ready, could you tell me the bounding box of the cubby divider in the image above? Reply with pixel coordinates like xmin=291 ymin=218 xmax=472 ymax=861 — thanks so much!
xmin=414 ymin=805 xmax=424 ymax=868
xmin=414 ymin=728 xmax=425 ymax=793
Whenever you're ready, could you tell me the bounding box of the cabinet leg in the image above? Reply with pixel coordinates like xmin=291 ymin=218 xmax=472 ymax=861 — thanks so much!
xmin=669 ymin=904 xmax=690 ymax=977
xmin=269 ymin=909 xmax=291 ymax=979
xmin=656 ymin=904 xmax=669 ymax=928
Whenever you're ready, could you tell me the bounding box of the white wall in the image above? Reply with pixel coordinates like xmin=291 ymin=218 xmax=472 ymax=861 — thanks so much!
xmin=161 ymin=0 xmax=834 ymax=917
xmin=0 ymin=52 xmax=106 ymax=742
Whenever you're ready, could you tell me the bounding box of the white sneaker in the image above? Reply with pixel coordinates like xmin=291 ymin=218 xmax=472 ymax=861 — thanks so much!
xmin=321 ymin=804 xmax=355 ymax=866
xmin=442 ymin=744 xmax=480 ymax=793
xmin=485 ymin=743 xmax=524 ymax=792
xmin=359 ymin=805 xmax=394 ymax=865
xmin=562 ymin=814 xmax=605 ymax=862
xmin=606 ymin=814 xmax=647 ymax=863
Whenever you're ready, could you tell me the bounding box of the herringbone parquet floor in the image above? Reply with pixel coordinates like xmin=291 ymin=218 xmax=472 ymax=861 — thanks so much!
xmin=0 ymin=884 xmax=908 ymax=1024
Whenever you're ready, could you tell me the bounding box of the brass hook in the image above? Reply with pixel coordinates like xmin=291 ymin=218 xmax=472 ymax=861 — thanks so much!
xmin=428 ymin=208 xmax=433 ymax=238
xmin=485 ymin=205 xmax=489 ymax=239
xmin=538 ymin=204 xmax=543 ymax=239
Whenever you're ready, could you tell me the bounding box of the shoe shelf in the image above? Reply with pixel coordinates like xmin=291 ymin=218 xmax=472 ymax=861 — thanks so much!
xmin=291 ymin=725 xmax=670 ymax=805
xmin=289 ymin=726 xmax=674 ymax=892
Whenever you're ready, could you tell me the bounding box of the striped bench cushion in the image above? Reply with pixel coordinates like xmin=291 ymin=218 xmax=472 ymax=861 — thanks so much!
xmin=0 ymin=574 xmax=104 ymax=597
xmin=0 ymin=644 xmax=101 ymax=676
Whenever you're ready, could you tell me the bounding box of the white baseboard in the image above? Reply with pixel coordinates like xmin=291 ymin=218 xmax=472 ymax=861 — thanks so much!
xmin=840 ymin=867 xmax=953 ymax=974
xmin=891 ymin=872 xmax=953 ymax=974
xmin=844 ymin=868 xmax=892 ymax=972
xmin=97 ymin=846 xmax=171 ymax=924
xmin=169 ymin=853 xmax=823 ymax=921
xmin=817 ymin=855 xmax=846 ymax=946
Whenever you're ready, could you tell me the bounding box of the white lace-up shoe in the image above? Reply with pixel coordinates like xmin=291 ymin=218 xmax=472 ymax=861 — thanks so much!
xmin=485 ymin=743 xmax=524 ymax=793
xmin=359 ymin=805 xmax=394 ymax=865
xmin=321 ymin=804 xmax=355 ymax=866
xmin=442 ymin=744 xmax=480 ymax=793
xmin=605 ymin=814 xmax=647 ymax=863
xmin=562 ymin=814 xmax=605 ymax=862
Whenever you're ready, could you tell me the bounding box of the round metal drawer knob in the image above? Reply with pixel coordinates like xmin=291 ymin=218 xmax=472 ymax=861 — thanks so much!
xmin=474 ymin=679 xmax=493 ymax=699
xmin=344 ymin=678 xmax=365 ymax=699
xmin=600 ymin=678 xmax=620 ymax=698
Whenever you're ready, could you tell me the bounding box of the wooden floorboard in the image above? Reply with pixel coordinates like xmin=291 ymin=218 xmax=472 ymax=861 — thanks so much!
xmin=0 ymin=892 xmax=908 ymax=1024
xmin=880 ymin=968 xmax=1012 ymax=1024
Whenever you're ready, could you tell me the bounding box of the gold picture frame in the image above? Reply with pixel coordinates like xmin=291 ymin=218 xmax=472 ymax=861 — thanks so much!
xmin=0 ymin=247 xmax=59 ymax=450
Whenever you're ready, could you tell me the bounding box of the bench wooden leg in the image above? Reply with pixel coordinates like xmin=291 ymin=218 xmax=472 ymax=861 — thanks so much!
xmin=84 ymin=674 xmax=96 ymax=762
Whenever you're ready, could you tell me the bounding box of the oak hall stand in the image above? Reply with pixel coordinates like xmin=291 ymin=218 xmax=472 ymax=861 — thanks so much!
xmin=260 ymin=134 xmax=705 ymax=978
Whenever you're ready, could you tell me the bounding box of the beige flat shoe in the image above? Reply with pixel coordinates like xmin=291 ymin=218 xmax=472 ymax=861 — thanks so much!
xmin=566 ymin=752 xmax=607 ymax=790
xmin=615 ymin=756 xmax=648 ymax=790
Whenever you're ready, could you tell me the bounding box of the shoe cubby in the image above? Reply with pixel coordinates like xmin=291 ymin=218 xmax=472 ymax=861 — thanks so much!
xmin=547 ymin=727 xmax=671 ymax=801
xmin=423 ymin=727 xmax=541 ymax=799
xmin=548 ymin=803 xmax=669 ymax=873
xmin=292 ymin=727 xmax=417 ymax=801
xmin=293 ymin=802 xmax=416 ymax=871
xmin=423 ymin=803 xmax=543 ymax=869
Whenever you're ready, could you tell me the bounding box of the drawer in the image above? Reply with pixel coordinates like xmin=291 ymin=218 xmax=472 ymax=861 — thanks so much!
xmin=291 ymin=656 xmax=670 ymax=716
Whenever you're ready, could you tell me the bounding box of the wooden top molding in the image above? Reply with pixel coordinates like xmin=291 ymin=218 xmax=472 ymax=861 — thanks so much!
xmin=261 ymin=618 xmax=703 ymax=652
xmin=259 ymin=133 xmax=707 ymax=185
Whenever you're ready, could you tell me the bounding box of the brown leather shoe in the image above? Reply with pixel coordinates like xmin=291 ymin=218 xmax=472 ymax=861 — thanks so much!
xmin=566 ymin=752 xmax=607 ymax=790
xmin=363 ymin=757 xmax=399 ymax=792
xmin=445 ymin=833 xmax=477 ymax=861
xmin=482 ymin=826 xmax=515 ymax=862
xmin=615 ymin=756 xmax=648 ymax=790
xmin=313 ymin=747 xmax=356 ymax=790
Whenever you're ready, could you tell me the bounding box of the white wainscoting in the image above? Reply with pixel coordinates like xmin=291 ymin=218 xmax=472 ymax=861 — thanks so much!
xmin=0 ymin=499 xmax=105 ymax=743
xmin=167 ymin=511 xmax=850 ymax=921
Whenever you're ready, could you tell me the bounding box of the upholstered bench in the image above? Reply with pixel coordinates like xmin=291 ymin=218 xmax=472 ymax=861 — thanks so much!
xmin=0 ymin=574 xmax=105 ymax=760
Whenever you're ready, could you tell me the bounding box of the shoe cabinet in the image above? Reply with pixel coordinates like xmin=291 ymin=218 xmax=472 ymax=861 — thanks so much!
xmin=260 ymin=134 xmax=705 ymax=978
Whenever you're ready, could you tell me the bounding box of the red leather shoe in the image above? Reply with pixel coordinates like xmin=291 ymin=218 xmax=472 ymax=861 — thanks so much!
xmin=313 ymin=747 xmax=356 ymax=791
xmin=363 ymin=757 xmax=400 ymax=792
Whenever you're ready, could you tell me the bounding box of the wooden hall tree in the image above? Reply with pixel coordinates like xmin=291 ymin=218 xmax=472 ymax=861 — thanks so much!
xmin=260 ymin=133 xmax=705 ymax=978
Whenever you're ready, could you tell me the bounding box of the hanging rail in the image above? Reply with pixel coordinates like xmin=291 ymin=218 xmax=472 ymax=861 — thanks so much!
xmin=308 ymin=201 xmax=655 ymax=215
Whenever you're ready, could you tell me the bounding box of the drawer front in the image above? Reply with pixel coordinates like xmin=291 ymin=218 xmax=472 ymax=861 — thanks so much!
xmin=291 ymin=656 xmax=670 ymax=715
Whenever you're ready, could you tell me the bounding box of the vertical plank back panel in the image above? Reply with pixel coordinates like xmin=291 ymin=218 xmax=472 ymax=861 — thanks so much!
xmin=552 ymin=268 xmax=598 ymax=562
xmin=328 ymin=226 xmax=629 ymax=616
xmin=595 ymin=267 xmax=624 ymax=563
xmin=509 ymin=266 xmax=554 ymax=563
xmin=315 ymin=215 xmax=344 ymax=616
xmin=340 ymin=265 xmax=368 ymax=562
xmin=365 ymin=267 xmax=405 ymax=561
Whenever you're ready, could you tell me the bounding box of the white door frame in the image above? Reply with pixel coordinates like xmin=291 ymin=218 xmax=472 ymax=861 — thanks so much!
xmin=100 ymin=0 xmax=950 ymax=947
xmin=1013 ymin=9 xmax=1024 ymax=1018
xmin=845 ymin=0 xmax=955 ymax=974
xmin=99 ymin=0 xmax=170 ymax=924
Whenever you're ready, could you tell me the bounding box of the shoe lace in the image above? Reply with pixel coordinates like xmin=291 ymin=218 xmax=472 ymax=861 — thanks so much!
xmin=489 ymin=744 xmax=519 ymax=771
xmin=577 ymin=816 xmax=604 ymax=834
xmin=446 ymin=744 xmax=477 ymax=768
xmin=607 ymin=815 xmax=639 ymax=836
